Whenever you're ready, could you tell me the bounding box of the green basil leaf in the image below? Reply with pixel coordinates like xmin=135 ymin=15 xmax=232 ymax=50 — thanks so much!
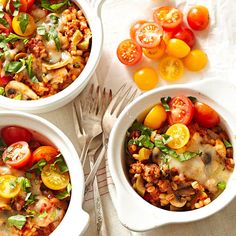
xmin=154 ymin=139 xmax=178 ymax=158
xmin=5 ymin=33 xmax=27 ymax=43
xmin=56 ymin=183 xmax=72 ymax=200
xmin=223 ymin=139 xmax=232 ymax=148
xmin=16 ymin=176 xmax=31 ymax=192
xmin=41 ymin=0 xmax=69 ymax=12
xmin=160 ymin=97 xmax=171 ymax=112
xmin=12 ymin=0 xmax=21 ymax=16
xmin=4 ymin=61 xmax=25 ymax=73
xmin=129 ymin=135 xmax=154 ymax=149
xmin=8 ymin=215 xmax=26 ymax=230
xmin=161 ymin=134 xmax=172 ymax=144
xmin=188 ymin=96 xmax=198 ymax=103
xmin=29 ymin=159 xmax=47 ymax=172
xmin=49 ymin=14 xmax=59 ymax=24
xmin=52 ymin=155 xmax=68 ymax=173
xmin=0 ymin=18 xmax=9 ymax=28
xmin=129 ymin=121 xmax=153 ymax=136
xmin=177 ymin=151 xmax=202 ymax=162
xmin=217 ymin=181 xmax=226 ymax=190
xmin=18 ymin=13 xmax=29 ymax=33
xmin=37 ymin=25 xmax=46 ymax=36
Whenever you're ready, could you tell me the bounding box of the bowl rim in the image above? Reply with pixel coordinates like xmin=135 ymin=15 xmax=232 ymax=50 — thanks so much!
xmin=0 ymin=111 xmax=89 ymax=236
xmin=0 ymin=0 xmax=103 ymax=113
xmin=108 ymin=79 xmax=236 ymax=232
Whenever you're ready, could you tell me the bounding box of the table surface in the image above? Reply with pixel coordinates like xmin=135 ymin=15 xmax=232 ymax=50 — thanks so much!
xmin=39 ymin=0 xmax=236 ymax=235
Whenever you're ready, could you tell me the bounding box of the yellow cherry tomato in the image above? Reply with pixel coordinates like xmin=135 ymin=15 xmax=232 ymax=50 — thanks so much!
xmin=166 ymin=124 xmax=190 ymax=149
xmin=134 ymin=67 xmax=158 ymax=90
xmin=158 ymin=56 xmax=184 ymax=82
xmin=12 ymin=13 xmax=36 ymax=37
xmin=143 ymin=40 xmax=166 ymax=60
xmin=167 ymin=38 xmax=190 ymax=58
xmin=183 ymin=49 xmax=208 ymax=71
xmin=41 ymin=164 xmax=70 ymax=190
xmin=0 ymin=175 xmax=21 ymax=199
xmin=144 ymin=104 xmax=167 ymax=129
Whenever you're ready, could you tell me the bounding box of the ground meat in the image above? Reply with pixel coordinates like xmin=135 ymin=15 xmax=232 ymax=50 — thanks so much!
xmin=26 ymin=36 xmax=48 ymax=59
xmin=142 ymin=164 xmax=160 ymax=183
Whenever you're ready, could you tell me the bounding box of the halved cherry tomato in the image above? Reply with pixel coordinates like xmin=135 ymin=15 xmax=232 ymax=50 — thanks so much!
xmin=158 ymin=56 xmax=184 ymax=81
xmin=2 ymin=141 xmax=31 ymax=168
xmin=1 ymin=126 xmax=32 ymax=146
xmin=0 ymin=13 xmax=12 ymax=35
xmin=10 ymin=0 xmax=28 ymax=13
xmin=130 ymin=20 xmax=146 ymax=41
xmin=117 ymin=39 xmax=142 ymax=66
xmin=0 ymin=175 xmax=21 ymax=198
xmin=12 ymin=13 xmax=36 ymax=36
xmin=133 ymin=67 xmax=158 ymax=90
xmin=174 ymin=27 xmax=195 ymax=48
xmin=168 ymin=96 xmax=194 ymax=125
xmin=194 ymin=102 xmax=220 ymax=128
xmin=41 ymin=164 xmax=69 ymax=190
xmin=166 ymin=124 xmax=190 ymax=149
xmin=136 ymin=22 xmax=163 ymax=48
xmin=0 ymin=75 xmax=11 ymax=87
xmin=143 ymin=39 xmax=166 ymax=60
xmin=144 ymin=104 xmax=167 ymax=129
xmin=31 ymin=146 xmax=59 ymax=165
xmin=187 ymin=6 xmax=209 ymax=31
xmin=153 ymin=6 xmax=183 ymax=31
xmin=26 ymin=0 xmax=34 ymax=10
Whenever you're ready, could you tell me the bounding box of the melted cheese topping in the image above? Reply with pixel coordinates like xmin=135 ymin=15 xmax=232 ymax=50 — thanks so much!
xmin=169 ymin=132 xmax=231 ymax=193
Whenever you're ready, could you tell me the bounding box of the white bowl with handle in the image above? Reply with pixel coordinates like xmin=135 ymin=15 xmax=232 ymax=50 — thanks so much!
xmin=0 ymin=0 xmax=105 ymax=114
xmin=108 ymin=79 xmax=236 ymax=232
xmin=0 ymin=111 xmax=89 ymax=236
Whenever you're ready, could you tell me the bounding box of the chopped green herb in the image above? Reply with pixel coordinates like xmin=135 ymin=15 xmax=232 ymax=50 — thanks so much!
xmin=46 ymin=27 xmax=61 ymax=51
xmin=223 ymin=139 xmax=232 ymax=148
xmin=129 ymin=121 xmax=153 ymax=136
xmin=9 ymin=180 xmax=17 ymax=188
xmin=52 ymin=155 xmax=68 ymax=173
xmin=177 ymin=151 xmax=202 ymax=162
xmin=129 ymin=135 xmax=154 ymax=149
xmin=50 ymin=14 xmax=59 ymax=24
xmin=29 ymin=159 xmax=47 ymax=172
xmin=5 ymin=33 xmax=28 ymax=43
xmin=41 ymin=0 xmax=69 ymax=11
xmin=0 ymin=18 xmax=9 ymax=28
xmin=161 ymin=134 xmax=172 ymax=144
xmin=16 ymin=176 xmax=31 ymax=192
xmin=37 ymin=25 xmax=46 ymax=36
xmin=188 ymin=96 xmax=198 ymax=103
xmin=56 ymin=183 xmax=72 ymax=199
xmin=12 ymin=0 xmax=21 ymax=16
xmin=18 ymin=13 xmax=29 ymax=33
xmin=0 ymin=87 xmax=4 ymax=95
xmin=24 ymin=193 xmax=37 ymax=207
xmin=160 ymin=97 xmax=171 ymax=112
xmin=217 ymin=181 xmax=226 ymax=190
xmin=8 ymin=215 xmax=26 ymax=230
xmin=4 ymin=60 xmax=26 ymax=73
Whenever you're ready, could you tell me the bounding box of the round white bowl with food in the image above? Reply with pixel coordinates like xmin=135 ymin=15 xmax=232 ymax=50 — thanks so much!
xmin=108 ymin=79 xmax=236 ymax=232
xmin=0 ymin=0 xmax=104 ymax=113
xmin=0 ymin=111 xmax=88 ymax=236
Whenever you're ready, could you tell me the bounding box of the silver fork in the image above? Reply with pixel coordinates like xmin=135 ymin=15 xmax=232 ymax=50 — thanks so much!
xmin=85 ymin=84 xmax=138 ymax=190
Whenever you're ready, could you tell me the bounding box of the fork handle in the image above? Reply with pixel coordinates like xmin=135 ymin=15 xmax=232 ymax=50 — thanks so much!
xmin=80 ymin=139 xmax=91 ymax=167
xmin=85 ymin=144 xmax=107 ymax=193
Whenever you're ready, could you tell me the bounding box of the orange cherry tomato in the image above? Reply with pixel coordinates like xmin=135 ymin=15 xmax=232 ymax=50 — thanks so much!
xmin=130 ymin=20 xmax=146 ymax=41
xmin=136 ymin=22 xmax=163 ymax=48
xmin=153 ymin=6 xmax=183 ymax=31
xmin=187 ymin=6 xmax=209 ymax=31
xmin=194 ymin=102 xmax=220 ymax=128
xmin=2 ymin=141 xmax=31 ymax=169
xmin=31 ymin=146 xmax=59 ymax=165
xmin=117 ymin=39 xmax=142 ymax=66
xmin=143 ymin=39 xmax=166 ymax=60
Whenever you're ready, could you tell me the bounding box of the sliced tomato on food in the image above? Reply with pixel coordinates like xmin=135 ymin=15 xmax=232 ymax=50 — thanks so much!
xmin=174 ymin=27 xmax=195 ymax=48
xmin=31 ymin=146 xmax=59 ymax=165
xmin=41 ymin=164 xmax=69 ymax=190
xmin=26 ymin=0 xmax=34 ymax=10
xmin=1 ymin=126 xmax=33 ymax=146
xmin=168 ymin=96 xmax=194 ymax=125
xmin=130 ymin=20 xmax=146 ymax=41
xmin=117 ymin=39 xmax=142 ymax=66
xmin=0 ymin=175 xmax=21 ymax=198
xmin=0 ymin=13 xmax=12 ymax=35
xmin=153 ymin=6 xmax=183 ymax=31
xmin=0 ymin=76 xmax=11 ymax=87
xmin=136 ymin=22 xmax=163 ymax=48
xmin=2 ymin=141 xmax=31 ymax=168
xmin=194 ymin=102 xmax=220 ymax=128
xmin=10 ymin=0 xmax=28 ymax=13
xmin=143 ymin=39 xmax=166 ymax=60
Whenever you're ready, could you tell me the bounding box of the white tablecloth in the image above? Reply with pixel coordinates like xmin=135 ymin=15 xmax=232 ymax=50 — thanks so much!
xmin=37 ymin=0 xmax=236 ymax=235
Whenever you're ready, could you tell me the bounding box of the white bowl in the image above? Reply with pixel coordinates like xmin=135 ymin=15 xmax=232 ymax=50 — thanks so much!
xmin=108 ymin=79 xmax=236 ymax=232
xmin=0 ymin=111 xmax=89 ymax=236
xmin=0 ymin=0 xmax=104 ymax=113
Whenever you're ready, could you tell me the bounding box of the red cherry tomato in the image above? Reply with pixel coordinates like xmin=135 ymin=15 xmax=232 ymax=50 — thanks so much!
xmin=168 ymin=96 xmax=194 ymax=125
xmin=2 ymin=141 xmax=31 ymax=168
xmin=194 ymin=102 xmax=220 ymax=128
xmin=26 ymin=0 xmax=34 ymax=10
xmin=136 ymin=22 xmax=163 ymax=48
xmin=174 ymin=27 xmax=196 ymax=48
xmin=187 ymin=6 xmax=209 ymax=31
xmin=1 ymin=126 xmax=33 ymax=146
xmin=0 ymin=13 xmax=12 ymax=35
xmin=0 ymin=75 xmax=11 ymax=87
xmin=130 ymin=20 xmax=146 ymax=41
xmin=153 ymin=6 xmax=183 ymax=31
xmin=117 ymin=39 xmax=142 ymax=66
xmin=31 ymin=146 xmax=59 ymax=165
xmin=10 ymin=0 xmax=28 ymax=13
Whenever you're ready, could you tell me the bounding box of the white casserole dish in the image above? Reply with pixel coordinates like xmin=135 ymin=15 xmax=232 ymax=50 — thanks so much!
xmin=0 ymin=0 xmax=104 ymax=114
xmin=108 ymin=79 xmax=236 ymax=232
xmin=0 ymin=111 xmax=89 ymax=236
